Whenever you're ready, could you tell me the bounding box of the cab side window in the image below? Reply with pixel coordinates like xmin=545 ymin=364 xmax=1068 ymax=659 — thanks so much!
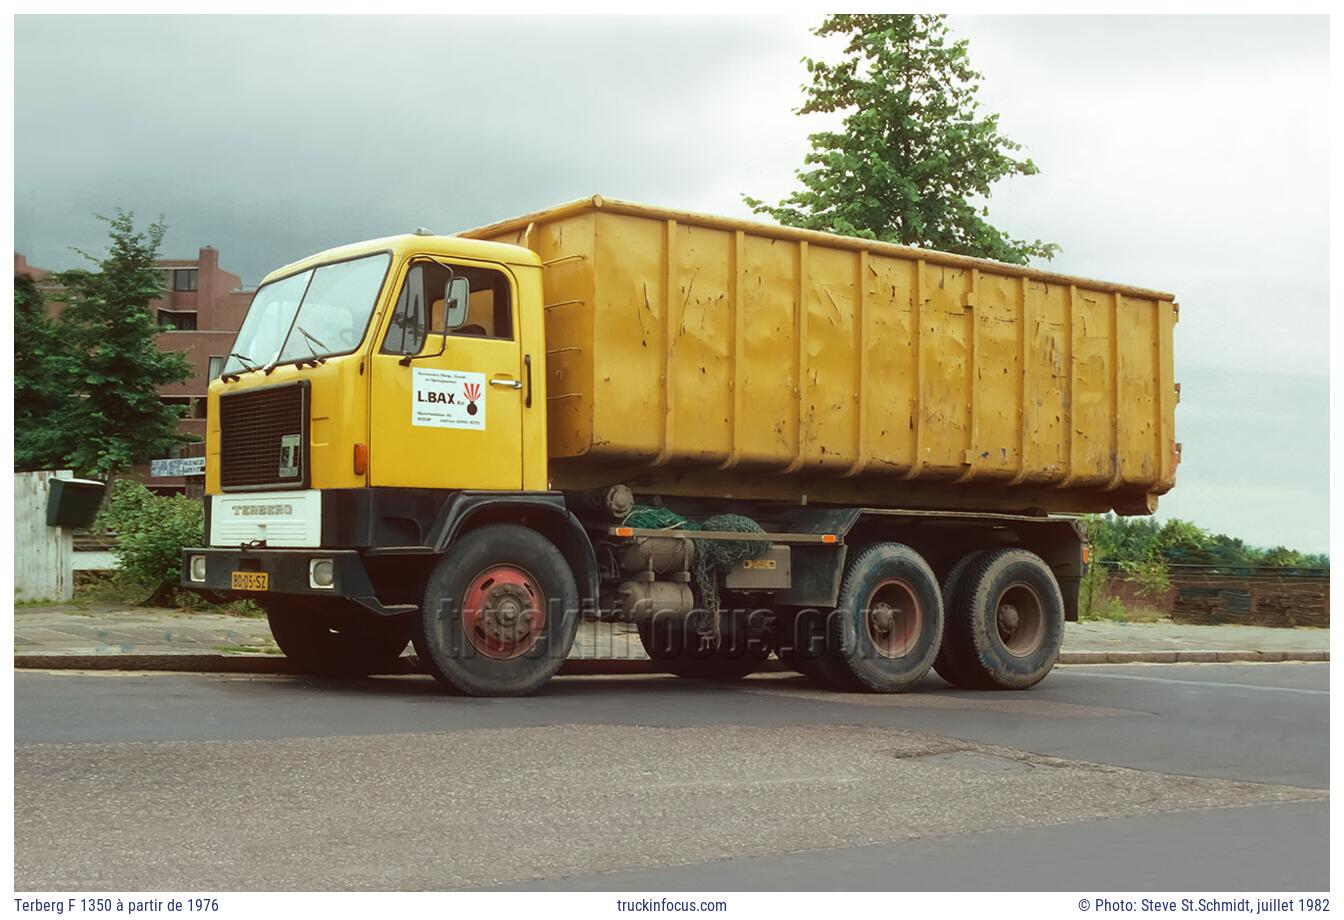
xmin=381 ymin=260 xmax=513 ymax=356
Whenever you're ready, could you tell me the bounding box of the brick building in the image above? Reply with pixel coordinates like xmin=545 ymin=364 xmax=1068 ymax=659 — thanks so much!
xmin=14 ymin=247 xmax=254 ymax=495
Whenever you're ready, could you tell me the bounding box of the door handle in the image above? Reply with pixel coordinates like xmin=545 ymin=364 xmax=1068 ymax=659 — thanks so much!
xmin=489 ymin=377 xmax=523 ymax=390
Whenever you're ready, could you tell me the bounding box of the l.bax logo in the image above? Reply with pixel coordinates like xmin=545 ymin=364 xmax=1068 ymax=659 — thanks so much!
xmin=463 ymin=382 xmax=482 ymax=416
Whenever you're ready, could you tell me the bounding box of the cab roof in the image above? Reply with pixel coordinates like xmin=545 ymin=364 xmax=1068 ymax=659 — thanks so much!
xmin=259 ymin=233 xmax=541 ymax=286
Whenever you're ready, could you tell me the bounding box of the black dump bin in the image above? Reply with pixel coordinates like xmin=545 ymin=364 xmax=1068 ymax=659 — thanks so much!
xmin=46 ymin=477 xmax=107 ymax=528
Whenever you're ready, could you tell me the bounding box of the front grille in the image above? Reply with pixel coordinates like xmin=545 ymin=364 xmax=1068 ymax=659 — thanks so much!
xmin=218 ymin=381 xmax=310 ymax=491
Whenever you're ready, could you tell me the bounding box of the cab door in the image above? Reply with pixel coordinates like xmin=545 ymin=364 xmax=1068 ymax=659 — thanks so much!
xmin=368 ymin=256 xmax=524 ymax=491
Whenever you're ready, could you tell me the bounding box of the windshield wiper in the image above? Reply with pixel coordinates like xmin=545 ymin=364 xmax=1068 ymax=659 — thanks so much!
xmin=221 ymin=351 xmax=257 ymax=382
xmin=295 ymin=325 xmax=328 ymax=354
xmin=280 ymin=325 xmax=331 ymax=371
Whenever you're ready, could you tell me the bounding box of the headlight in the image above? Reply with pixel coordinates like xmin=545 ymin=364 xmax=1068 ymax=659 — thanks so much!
xmin=189 ymin=554 xmax=207 ymax=583
xmin=309 ymin=558 xmax=335 ymax=589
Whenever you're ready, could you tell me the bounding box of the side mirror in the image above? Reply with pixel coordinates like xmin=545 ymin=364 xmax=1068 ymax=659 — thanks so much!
xmin=443 ymin=277 xmax=470 ymax=329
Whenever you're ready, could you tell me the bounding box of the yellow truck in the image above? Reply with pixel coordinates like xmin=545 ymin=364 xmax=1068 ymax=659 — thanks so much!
xmin=181 ymin=196 xmax=1179 ymax=696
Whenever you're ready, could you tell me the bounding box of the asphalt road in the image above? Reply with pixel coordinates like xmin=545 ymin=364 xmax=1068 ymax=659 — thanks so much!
xmin=13 ymin=663 xmax=1330 ymax=891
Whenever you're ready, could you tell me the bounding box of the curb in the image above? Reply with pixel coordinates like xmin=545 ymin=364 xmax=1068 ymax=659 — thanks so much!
xmin=13 ymin=649 xmax=1329 ymax=676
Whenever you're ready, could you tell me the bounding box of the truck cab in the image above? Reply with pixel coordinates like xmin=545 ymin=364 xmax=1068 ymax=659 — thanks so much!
xmin=183 ymin=234 xmax=595 ymax=694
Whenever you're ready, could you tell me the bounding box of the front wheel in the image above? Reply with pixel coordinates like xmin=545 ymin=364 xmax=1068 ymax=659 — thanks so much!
xmin=415 ymin=524 xmax=580 ymax=696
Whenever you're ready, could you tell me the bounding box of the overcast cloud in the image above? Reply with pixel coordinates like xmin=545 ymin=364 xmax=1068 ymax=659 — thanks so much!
xmin=13 ymin=14 xmax=1329 ymax=552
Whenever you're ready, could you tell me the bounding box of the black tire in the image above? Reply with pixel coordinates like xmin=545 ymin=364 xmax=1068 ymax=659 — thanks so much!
xmin=768 ymin=606 xmax=828 ymax=682
xmin=943 ymin=548 xmax=1065 ymax=690
xmin=266 ymin=599 xmax=411 ymax=678
xmin=414 ymin=524 xmax=579 ymax=697
xmin=932 ymin=551 xmax=988 ymax=688
xmin=637 ymin=606 xmax=770 ymax=681
xmin=816 ymin=542 xmax=943 ymax=693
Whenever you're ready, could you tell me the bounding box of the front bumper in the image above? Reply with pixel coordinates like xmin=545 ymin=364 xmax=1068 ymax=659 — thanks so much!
xmin=180 ymin=547 xmax=415 ymax=616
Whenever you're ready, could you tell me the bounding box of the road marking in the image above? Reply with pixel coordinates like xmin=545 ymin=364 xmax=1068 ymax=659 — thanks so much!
xmin=1072 ymin=671 xmax=1328 ymax=696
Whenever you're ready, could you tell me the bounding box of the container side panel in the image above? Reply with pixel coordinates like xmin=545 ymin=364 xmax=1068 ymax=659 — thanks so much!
xmin=1118 ymin=295 xmax=1160 ymax=485
xmin=1071 ymin=287 xmax=1117 ymax=487
xmin=589 ymin=212 xmax=664 ymax=461
xmin=534 ymin=214 xmax=596 ymax=459
xmin=921 ymin=263 xmax=974 ymax=477
xmin=971 ymin=273 xmax=1024 ymax=479
xmin=739 ymin=235 xmax=801 ymax=468
xmin=863 ymin=253 xmax=918 ymax=473
xmin=1022 ymin=281 xmax=1068 ymax=484
xmin=1156 ymin=300 xmax=1178 ymax=490
xmin=802 ymin=244 xmax=861 ymax=471
xmin=669 ymin=223 xmax=734 ymax=464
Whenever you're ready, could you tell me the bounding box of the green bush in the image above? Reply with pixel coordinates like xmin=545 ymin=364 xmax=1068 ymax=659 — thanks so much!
xmin=1117 ymin=558 xmax=1172 ymax=598
xmin=95 ymin=479 xmax=203 ymax=591
xmin=1078 ymin=561 xmax=1108 ymax=618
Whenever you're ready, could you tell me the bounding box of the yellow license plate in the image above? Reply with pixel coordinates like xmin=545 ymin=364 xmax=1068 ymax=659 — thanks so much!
xmin=231 ymin=571 xmax=269 ymax=592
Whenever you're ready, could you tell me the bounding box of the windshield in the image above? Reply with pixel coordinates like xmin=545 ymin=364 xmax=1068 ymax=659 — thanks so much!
xmin=223 ymin=252 xmax=391 ymax=374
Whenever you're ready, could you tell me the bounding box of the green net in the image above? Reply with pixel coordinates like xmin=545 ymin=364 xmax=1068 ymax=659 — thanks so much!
xmin=621 ymin=505 xmax=770 ymax=636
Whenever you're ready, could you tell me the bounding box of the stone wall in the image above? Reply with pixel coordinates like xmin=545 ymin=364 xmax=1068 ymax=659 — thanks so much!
xmin=1098 ymin=566 xmax=1329 ymax=628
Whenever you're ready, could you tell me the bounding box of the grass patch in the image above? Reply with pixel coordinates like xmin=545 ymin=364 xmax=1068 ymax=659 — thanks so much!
xmin=1080 ymin=595 xmax=1169 ymax=624
xmin=14 ymin=597 xmax=61 ymax=608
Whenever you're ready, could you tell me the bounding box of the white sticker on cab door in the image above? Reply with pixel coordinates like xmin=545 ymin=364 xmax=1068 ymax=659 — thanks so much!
xmin=411 ymin=368 xmax=486 ymax=430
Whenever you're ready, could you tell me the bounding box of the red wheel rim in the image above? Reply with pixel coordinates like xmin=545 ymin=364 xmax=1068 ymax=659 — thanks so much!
xmin=460 ymin=565 xmax=545 ymax=660
xmin=864 ymin=578 xmax=923 ymax=659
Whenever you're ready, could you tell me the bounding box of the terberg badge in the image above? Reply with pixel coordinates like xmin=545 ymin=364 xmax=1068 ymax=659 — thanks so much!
xmin=278 ymin=433 xmax=301 ymax=478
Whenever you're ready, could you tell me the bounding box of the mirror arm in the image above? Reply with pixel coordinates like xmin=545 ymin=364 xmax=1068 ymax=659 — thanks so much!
xmin=399 ymin=334 xmax=448 ymax=367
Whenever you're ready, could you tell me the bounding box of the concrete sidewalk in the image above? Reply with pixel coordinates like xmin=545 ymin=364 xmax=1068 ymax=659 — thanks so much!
xmin=11 ymin=603 xmax=1330 ymax=673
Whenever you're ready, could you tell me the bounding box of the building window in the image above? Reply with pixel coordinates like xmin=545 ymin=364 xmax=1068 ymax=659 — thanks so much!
xmin=158 ymin=310 xmax=198 ymax=331
xmin=207 ymin=355 xmax=224 ymax=380
xmin=173 ymin=269 xmax=198 ymax=292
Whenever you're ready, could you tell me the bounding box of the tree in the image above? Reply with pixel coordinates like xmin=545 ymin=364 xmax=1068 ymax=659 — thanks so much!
xmin=746 ymin=14 xmax=1058 ymax=265
xmin=41 ymin=211 xmax=193 ymax=477
xmin=14 ymin=273 xmax=79 ymax=470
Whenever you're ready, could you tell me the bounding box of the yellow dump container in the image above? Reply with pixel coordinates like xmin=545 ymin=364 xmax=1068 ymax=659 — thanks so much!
xmin=463 ymin=196 xmax=1179 ymax=516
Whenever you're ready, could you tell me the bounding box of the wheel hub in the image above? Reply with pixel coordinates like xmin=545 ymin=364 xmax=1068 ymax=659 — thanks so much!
xmin=462 ymin=566 xmax=544 ymax=659
xmin=869 ymin=603 xmax=896 ymax=636
xmin=994 ymin=583 xmax=1046 ymax=658
xmin=479 ymin=583 xmax=532 ymax=640
xmin=864 ymin=579 xmax=923 ymax=659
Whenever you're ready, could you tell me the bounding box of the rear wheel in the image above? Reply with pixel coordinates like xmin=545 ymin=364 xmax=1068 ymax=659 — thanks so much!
xmin=415 ymin=524 xmax=580 ymax=697
xmin=942 ymin=548 xmax=1065 ymax=690
xmin=932 ymin=551 xmax=987 ymax=688
xmin=638 ymin=606 xmax=770 ymax=681
xmin=266 ymin=599 xmax=411 ymax=678
xmin=817 ymin=543 xmax=943 ymax=693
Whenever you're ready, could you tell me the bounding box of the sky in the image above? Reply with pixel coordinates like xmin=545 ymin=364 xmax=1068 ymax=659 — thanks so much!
xmin=13 ymin=14 xmax=1330 ymax=553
